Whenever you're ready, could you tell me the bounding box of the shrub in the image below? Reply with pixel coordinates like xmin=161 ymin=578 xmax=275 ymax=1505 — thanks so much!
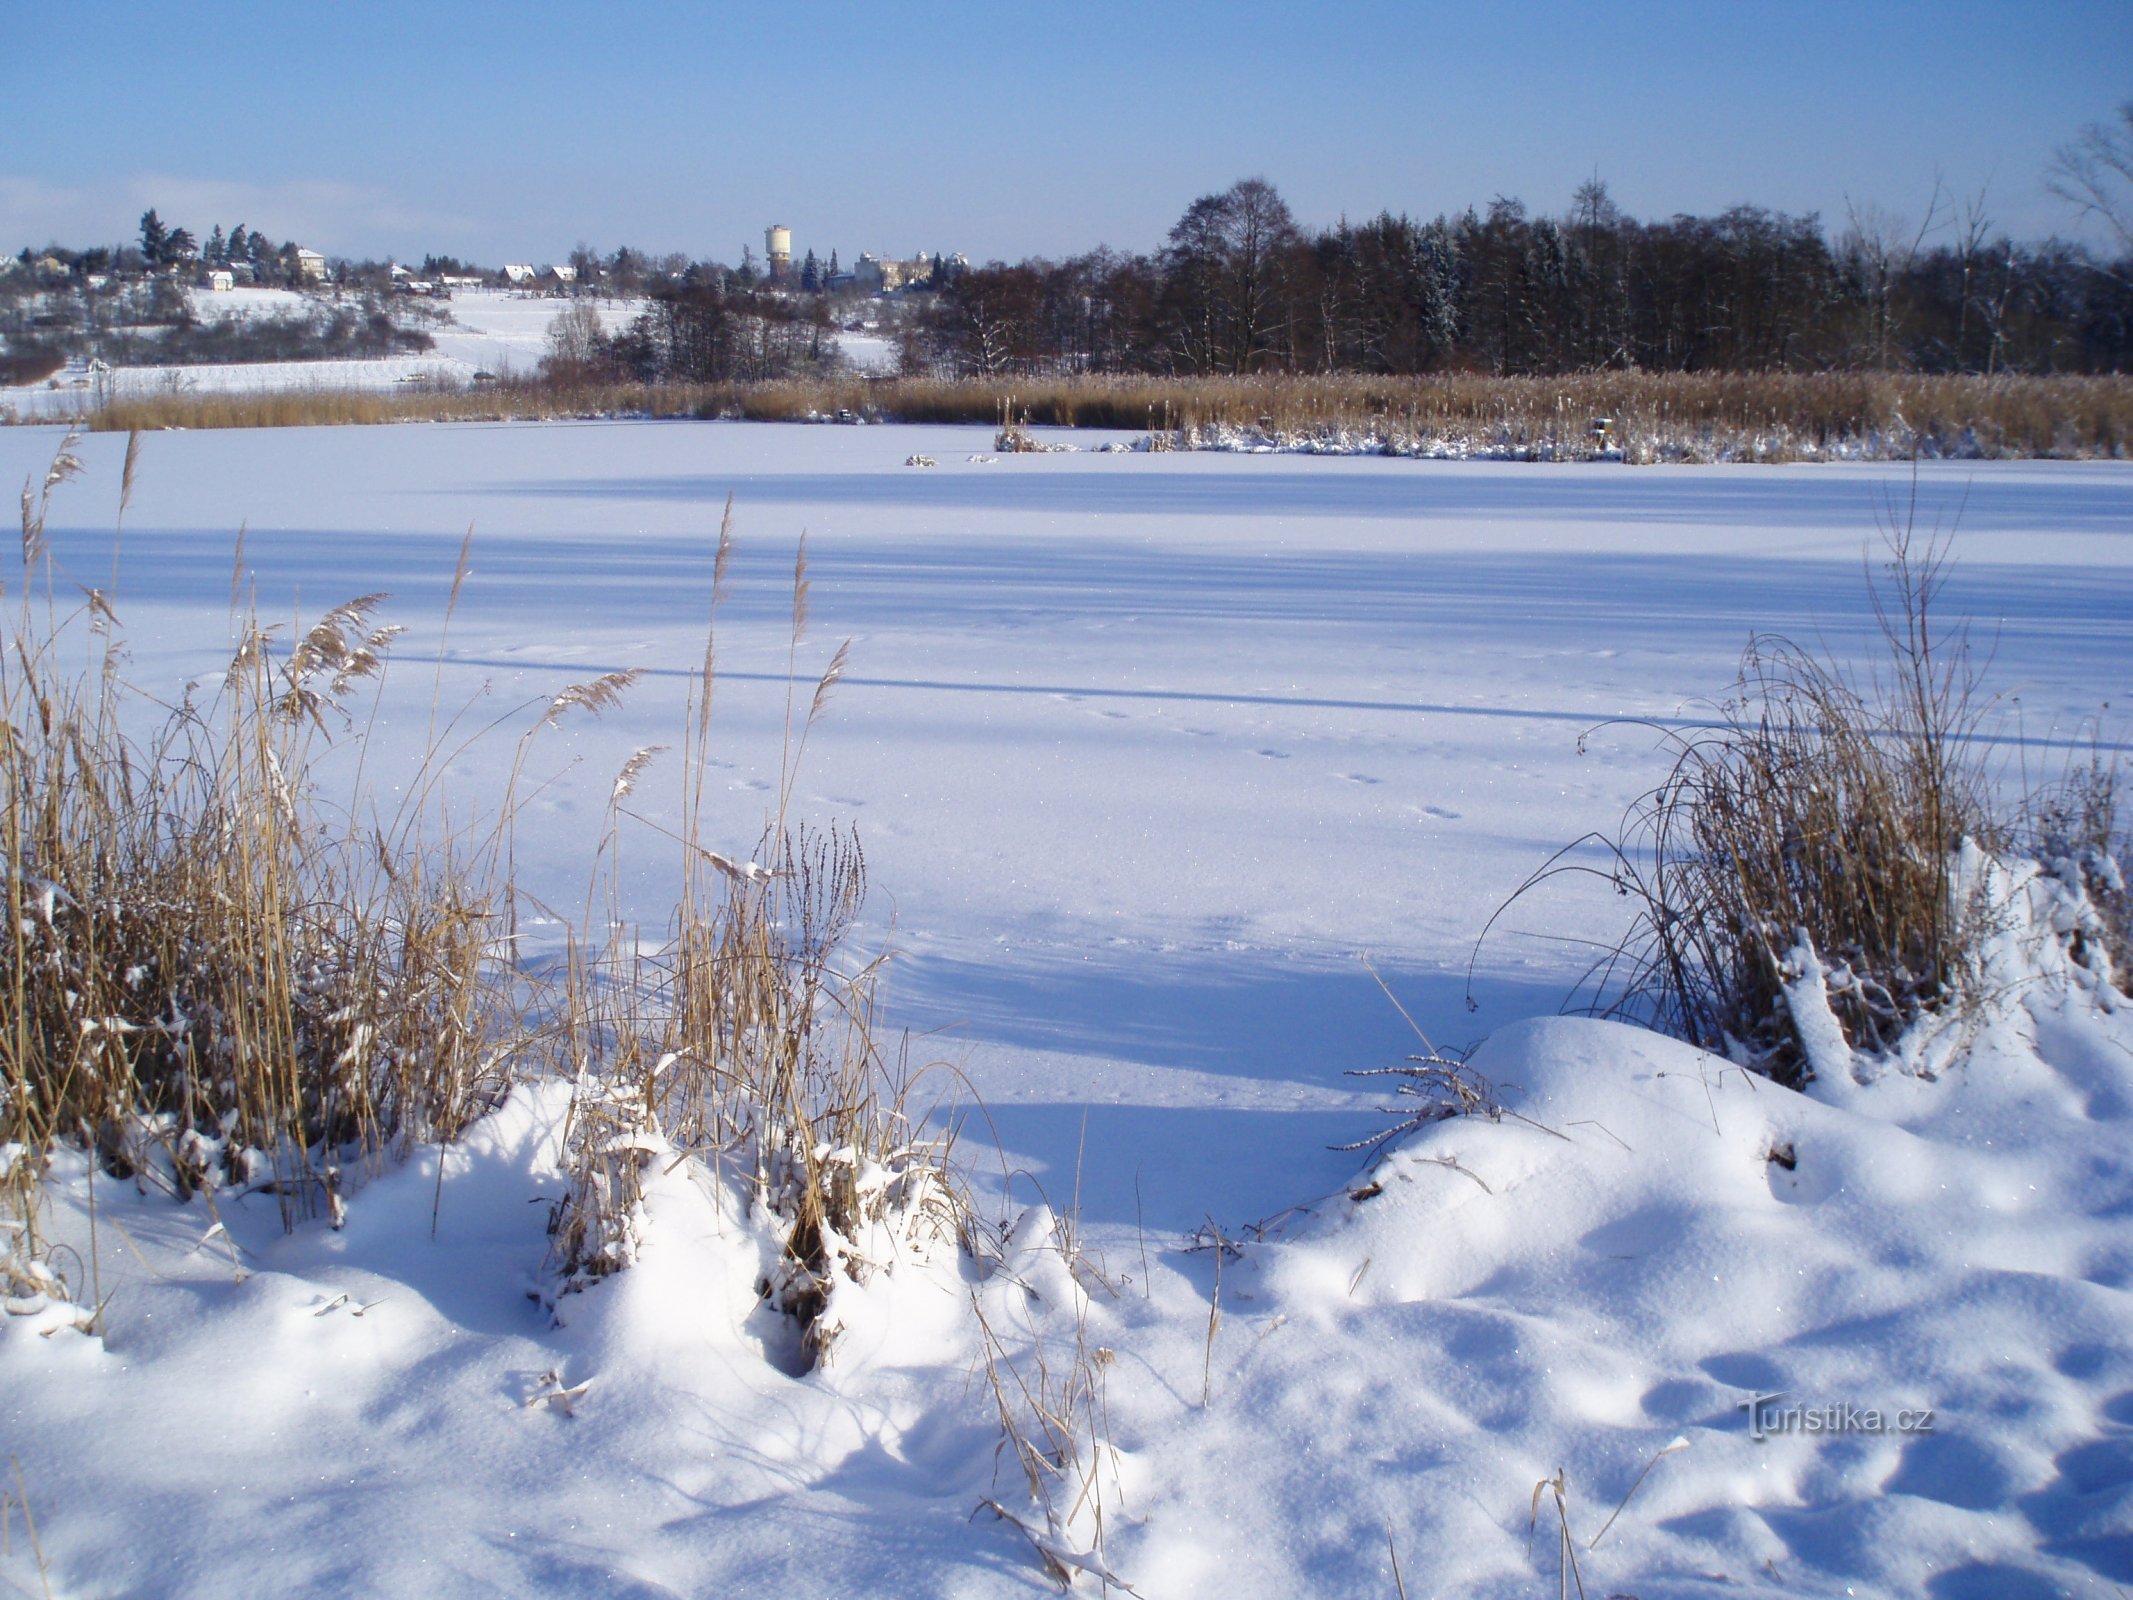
xmin=511 ymin=515 xmax=961 ymax=1364
xmin=1484 ymin=511 xmax=1998 ymax=1085
xmin=2024 ymin=750 xmax=2132 ymax=986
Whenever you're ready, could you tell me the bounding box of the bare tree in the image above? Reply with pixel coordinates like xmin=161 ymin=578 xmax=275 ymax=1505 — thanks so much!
xmin=1157 ymin=178 xmax=1302 ymax=373
xmin=1842 ymin=179 xmax=1949 ymax=367
xmin=2047 ymin=100 xmax=2133 ymax=267
xmin=541 ymin=299 xmax=607 ymax=382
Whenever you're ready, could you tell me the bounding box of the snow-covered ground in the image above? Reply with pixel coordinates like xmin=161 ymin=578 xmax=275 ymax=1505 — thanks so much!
xmin=0 ymin=289 xmax=656 ymax=419
xmin=418 ymin=287 xmax=652 ymax=376
xmin=835 ymin=329 xmax=902 ymax=374
xmin=1 ymin=423 xmax=2130 ymax=1597
xmin=184 ymin=284 xmax=316 ymax=322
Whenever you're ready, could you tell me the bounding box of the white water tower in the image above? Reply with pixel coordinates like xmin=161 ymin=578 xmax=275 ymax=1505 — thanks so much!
xmin=765 ymin=224 xmax=792 ymax=279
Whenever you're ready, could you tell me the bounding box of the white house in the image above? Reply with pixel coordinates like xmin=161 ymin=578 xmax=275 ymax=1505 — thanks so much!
xmin=293 ymin=247 xmax=328 ymax=281
xmin=502 ymin=263 xmax=536 ymax=285
xmin=205 ymin=269 xmax=235 ymax=292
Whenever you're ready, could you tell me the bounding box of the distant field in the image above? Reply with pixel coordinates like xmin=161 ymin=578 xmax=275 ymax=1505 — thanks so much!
xmin=0 ymin=287 xmax=652 ymax=420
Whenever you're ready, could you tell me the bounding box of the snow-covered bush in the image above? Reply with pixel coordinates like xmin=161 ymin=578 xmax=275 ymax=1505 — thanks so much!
xmin=542 ymin=822 xmax=962 ymax=1362
xmin=2024 ymin=751 xmax=2131 ymax=988
xmin=539 ymin=521 xmax=962 ymax=1364
xmin=1490 ymin=519 xmax=2024 ymax=1084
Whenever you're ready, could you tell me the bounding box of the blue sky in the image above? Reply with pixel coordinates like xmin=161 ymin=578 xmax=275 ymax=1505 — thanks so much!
xmin=4 ymin=0 xmax=2127 ymax=266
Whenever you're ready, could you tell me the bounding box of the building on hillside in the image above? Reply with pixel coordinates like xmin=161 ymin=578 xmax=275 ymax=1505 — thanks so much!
xmin=852 ymin=252 xmax=963 ymax=293
xmin=502 ymin=263 xmax=536 ymax=285
xmin=545 ymin=264 xmax=577 ymax=284
xmin=204 ymin=269 xmax=235 ymax=291
xmin=294 ymin=247 xmax=328 ymax=281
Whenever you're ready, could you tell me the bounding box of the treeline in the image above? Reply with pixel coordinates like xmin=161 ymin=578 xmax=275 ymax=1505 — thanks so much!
xmin=544 ymin=278 xmax=838 ymax=384
xmin=901 ymin=179 xmax=2133 ymax=379
xmin=24 ymin=213 xmax=328 ymax=291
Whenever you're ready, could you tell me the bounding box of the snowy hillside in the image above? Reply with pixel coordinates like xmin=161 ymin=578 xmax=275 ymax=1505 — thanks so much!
xmin=0 ymin=289 xmax=656 ymax=420
xmin=1 ymin=424 xmax=2129 ymax=1597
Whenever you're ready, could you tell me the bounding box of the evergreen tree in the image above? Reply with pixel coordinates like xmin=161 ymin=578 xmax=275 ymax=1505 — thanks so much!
xmin=228 ymin=224 xmax=249 ymax=263
xmin=205 ymin=224 xmax=227 ymax=265
xmin=165 ymin=226 xmax=198 ymax=264
xmin=800 ymin=249 xmax=821 ymax=292
xmin=828 ymin=248 xmax=840 ymax=281
xmin=139 ymin=209 xmax=168 ymax=268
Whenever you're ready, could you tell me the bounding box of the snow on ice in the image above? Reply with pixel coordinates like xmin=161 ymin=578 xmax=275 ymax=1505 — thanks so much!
xmin=1 ymin=421 xmax=2130 ymax=1597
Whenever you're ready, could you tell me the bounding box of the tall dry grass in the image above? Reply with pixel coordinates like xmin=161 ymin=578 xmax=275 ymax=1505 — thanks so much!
xmin=2 ymin=435 xmax=507 ymax=1310
xmin=538 ymin=514 xmax=958 ymax=1362
xmin=69 ymin=370 xmax=2133 ymax=460
xmin=1476 ymin=498 xmax=2095 ymax=1085
xmin=0 ymin=448 xmax=956 ymax=1366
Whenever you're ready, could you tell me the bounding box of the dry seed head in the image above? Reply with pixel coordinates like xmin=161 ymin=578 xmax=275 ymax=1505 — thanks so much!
xmin=230 ymin=524 xmax=250 ymax=612
xmin=714 ymin=495 xmax=735 ymax=601
xmin=544 ymin=667 xmax=643 ymax=727
xmin=120 ymin=431 xmax=143 ymax=516
xmin=290 ymin=593 xmax=392 ymax=677
xmin=808 ymin=640 xmax=851 ymax=726
xmin=43 ymin=442 xmax=83 ymax=495
xmin=612 ymin=744 xmax=668 ymax=800
xmin=448 ymin=527 xmax=473 ymax=614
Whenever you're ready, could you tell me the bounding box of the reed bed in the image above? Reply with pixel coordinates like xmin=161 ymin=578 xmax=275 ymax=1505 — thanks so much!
xmin=64 ymin=371 xmax=2133 ymax=460
xmin=1481 ymin=505 xmax=2129 ymax=1087
xmin=2 ymin=438 xmax=506 ymax=1303
xmin=0 ymin=446 xmax=955 ymax=1366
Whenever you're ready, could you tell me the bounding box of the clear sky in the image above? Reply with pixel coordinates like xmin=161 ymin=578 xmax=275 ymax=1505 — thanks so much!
xmin=4 ymin=0 xmax=2127 ymax=267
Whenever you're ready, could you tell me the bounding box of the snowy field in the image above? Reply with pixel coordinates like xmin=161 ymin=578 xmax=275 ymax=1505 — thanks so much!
xmin=2 ymin=422 xmax=2131 ymax=1597
xmin=0 ymin=289 xmax=882 ymax=420
xmin=0 ymin=289 xmax=661 ymax=419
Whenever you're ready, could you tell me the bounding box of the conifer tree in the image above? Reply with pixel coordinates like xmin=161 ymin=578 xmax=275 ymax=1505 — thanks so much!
xmin=138 ymin=209 xmax=168 ymax=268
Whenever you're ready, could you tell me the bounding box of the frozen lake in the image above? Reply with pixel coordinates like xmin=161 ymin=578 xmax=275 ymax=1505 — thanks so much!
xmin=8 ymin=420 xmax=2130 ymax=1229
xmin=5 ymin=420 xmax=2132 ymax=1599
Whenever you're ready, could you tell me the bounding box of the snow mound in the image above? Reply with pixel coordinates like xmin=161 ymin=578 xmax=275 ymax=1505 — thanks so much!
xmin=1105 ymin=881 xmax=2133 ymax=1597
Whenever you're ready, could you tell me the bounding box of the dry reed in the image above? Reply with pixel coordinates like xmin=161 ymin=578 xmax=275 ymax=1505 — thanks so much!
xmin=1 ymin=443 xmax=957 ymax=1368
xmin=1479 ymin=505 xmax=1997 ymax=1084
xmin=2 ymin=435 xmax=508 ymax=1313
xmin=532 ymin=504 xmax=960 ymax=1364
xmin=66 ymin=371 xmax=2133 ymax=461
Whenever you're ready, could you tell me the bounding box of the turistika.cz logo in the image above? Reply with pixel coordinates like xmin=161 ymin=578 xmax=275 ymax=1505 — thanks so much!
xmin=1739 ymin=1392 xmax=1936 ymax=1442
